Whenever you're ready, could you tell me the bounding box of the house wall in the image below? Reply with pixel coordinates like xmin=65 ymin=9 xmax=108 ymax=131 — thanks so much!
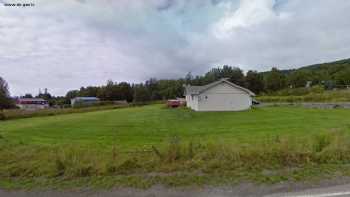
xmin=185 ymin=95 xmax=192 ymax=108
xmin=193 ymin=95 xmax=199 ymax=111
xmin=17 ymin=104 xmax=49 ymax=110
xmin=197 ymin=82 xmax=252 ymax=111
xmin=71 ymin=99 xmax=99 ymax=107
xmin=185 ymin=94 xmax=199 ymax=110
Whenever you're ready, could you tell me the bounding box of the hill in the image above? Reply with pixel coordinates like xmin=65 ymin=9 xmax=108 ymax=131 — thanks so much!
xmin=260 ymin=58 xmax=350 ymax=91
xmin=299 ymin=58 xmax=350 ymax=72
xmin=277 ymin=58 xmax=350 ymax=83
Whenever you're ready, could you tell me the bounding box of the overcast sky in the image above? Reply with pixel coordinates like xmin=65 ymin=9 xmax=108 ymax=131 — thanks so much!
xmin=1 ymin=0 xmax=350 ymax=96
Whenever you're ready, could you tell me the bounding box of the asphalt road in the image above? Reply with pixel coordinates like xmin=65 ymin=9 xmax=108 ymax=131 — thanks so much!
xmin=1 ymin=183 xmax=350 ymax=197
xmin=265 ymin=184 xmax=350 ymax=197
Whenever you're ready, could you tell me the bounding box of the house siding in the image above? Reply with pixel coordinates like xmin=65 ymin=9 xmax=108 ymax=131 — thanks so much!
xmin=186 ymin=82 xmax=253 ymax=111
xmin=203 ymin=83 xmax=251 ymax=111
xmin=198 ymin=93 xmax=252 ymax=111
xmin=193 ymin=95 xmax=199 ymax=111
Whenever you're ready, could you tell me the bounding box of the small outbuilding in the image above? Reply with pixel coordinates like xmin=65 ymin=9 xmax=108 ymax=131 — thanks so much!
xmin=71 ymin=97 xmax=100 ymax=107
xmin=184 ymin=78 xmax=255 ymax=111
xmin=16 ymin=98 xmax=49 ymax=110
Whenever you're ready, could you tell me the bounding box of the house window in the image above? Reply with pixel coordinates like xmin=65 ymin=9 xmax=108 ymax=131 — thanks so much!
xmin=191 ymin=95 xmax=194 ymax=100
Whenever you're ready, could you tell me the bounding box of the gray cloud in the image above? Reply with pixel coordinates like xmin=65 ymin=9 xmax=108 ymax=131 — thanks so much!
xmin=1 ymin=0 xmax=350 ymax=96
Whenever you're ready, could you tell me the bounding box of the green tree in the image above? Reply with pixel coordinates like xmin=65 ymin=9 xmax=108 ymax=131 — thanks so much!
xmin=245 ymin=70 xmax=264 ymax=94
xmin=335 ymin=68 xmax=350 ymax=86
xmin=133 ymin=84 xmax=151 ymax=102
xmin=265 ymin=67 xmax=286 ymax=92
xmin=158 ymin=79 xmax=185 ymax=99
xmin=22 ymin=93 xmax=33 ymax=98
xmin=79 ymin=86 xmax=99 ymax=97
xmin=203 ymin=65 xmax=245 ymax=86
xmin=37 ymin=88 xmax=52 ymax=100
xmin=0 ymin=77 xmax=14 ymax=109
xmin=119 ymin=82 xmax=133 ymax=102
xmin=104 ymin=80 xmax=122 ymax=101
xmin=287 ymin=70 xmax=310 ymax=88
xmin=228 ymin=67 xmax=245 ymax=86
xmin=145 ymin=78 xmax=161 ymax=100
xmin=185 ymin=72 xmax=193 ymax=84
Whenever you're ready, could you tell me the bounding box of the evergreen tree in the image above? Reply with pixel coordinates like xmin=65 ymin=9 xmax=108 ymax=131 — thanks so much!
xmin=265 ymin=67 xmax=286 ymax=92
xmin=245 ymin=70 xmax=264 ymax=94
xmin=0 ymin=77 xmax=14 ymax=109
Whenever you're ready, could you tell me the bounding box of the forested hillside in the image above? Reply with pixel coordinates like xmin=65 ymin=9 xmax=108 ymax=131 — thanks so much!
xmin=270 ymin=58 xmax=350 ymax=88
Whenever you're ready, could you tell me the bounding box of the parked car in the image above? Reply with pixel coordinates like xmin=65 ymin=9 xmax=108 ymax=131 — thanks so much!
xmin=252 ymin=99 xmax=260 ymax=105
xmin=167 ymin=100 xmax=181 ymax=108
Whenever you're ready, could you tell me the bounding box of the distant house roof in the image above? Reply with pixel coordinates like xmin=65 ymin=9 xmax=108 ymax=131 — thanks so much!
xmin=17 ymin=98 xmax=48 ymax=105
xmin=184 ymin=78 xmax=255 ymax=96
xmin=18 ymin=98 xmax=47 ymax=102
xmin=72 ymin=97 xmax=100 ymax=101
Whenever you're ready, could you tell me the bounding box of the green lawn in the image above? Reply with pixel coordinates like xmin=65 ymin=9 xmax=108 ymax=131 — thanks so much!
xmin=1 ymin=104 xmax=350 ymax=150
xmin=2 ymin=104 xmax=350 ymax=189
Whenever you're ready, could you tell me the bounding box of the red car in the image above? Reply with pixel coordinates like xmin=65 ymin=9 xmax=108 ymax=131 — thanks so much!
xmin=167 ymin=100 xmax=181 ymax=108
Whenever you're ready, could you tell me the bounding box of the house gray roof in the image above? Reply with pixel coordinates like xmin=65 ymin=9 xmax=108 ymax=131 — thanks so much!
xmin=18 ymin=98 xmax=47 ymax=102
xmin=184 ymin=78 xmax=255 ymax=96
xmin=72 ymin=97 xmax=100 ymax=101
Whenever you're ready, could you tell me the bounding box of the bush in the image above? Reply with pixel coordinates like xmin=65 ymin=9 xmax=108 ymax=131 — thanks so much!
xmin=0 ymin=112 xmax=5 ymax=120
xmin=313 ymin=134 xmax=332 ymax=152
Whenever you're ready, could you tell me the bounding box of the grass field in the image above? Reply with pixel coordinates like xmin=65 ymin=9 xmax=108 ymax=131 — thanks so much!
xmin=2 ymin=104 xmax=350 ymax=189
xmin=257 ymin=89 xmax=350 ymax=103
xmin=1 ymin=104 xmax=350 ymax=149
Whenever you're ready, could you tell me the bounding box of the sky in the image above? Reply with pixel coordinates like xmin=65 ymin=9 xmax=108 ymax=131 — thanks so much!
xmin=1 ymin=0 xmax=350 ymax=96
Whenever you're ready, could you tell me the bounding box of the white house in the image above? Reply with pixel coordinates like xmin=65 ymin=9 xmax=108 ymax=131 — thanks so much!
xmin=184 ymin=78 xmax=255 ymax=111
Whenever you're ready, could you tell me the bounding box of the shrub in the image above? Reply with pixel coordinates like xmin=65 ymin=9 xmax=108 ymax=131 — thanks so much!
xmin=313 ymin=134 xmax=332 ymax=152
xmin=0 ymin=112 xmax=5 ymax=120
xmin=166 ymin=137 xmax=182 ymax=162
xmin=116 ymin=159 xmax=141 ymax=174
xmin=54 ymin=157 xmax=66 ymax=176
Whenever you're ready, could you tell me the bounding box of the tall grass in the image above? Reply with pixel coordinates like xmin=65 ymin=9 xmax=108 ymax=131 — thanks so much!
xmin=258 ymin=89 xmax=350 ymax=103
xmin=1 ymin=130 xmax=350 ymax=179
xmin=0 ymin=101 xmax=165 ymax=121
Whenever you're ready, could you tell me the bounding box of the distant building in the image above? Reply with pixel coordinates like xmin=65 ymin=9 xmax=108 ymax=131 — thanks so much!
xmin=70 ymin=97 xmax=100 ymax=107
xmin=306 ymin=81 xmax=312 ymax=88
xmin=184 ymin=78 xmax=255 ymax=111
xmin=113 ymin=100 xmax=128 ymax=105
xmin=16 ymin=98 xmax=49 ymax=110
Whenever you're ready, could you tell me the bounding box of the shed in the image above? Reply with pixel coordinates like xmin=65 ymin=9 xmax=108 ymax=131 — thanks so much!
xmin=16 ymin=98 xmax=49 ymax=110
xmin=71 ymin=97 xmax=100 ymax=107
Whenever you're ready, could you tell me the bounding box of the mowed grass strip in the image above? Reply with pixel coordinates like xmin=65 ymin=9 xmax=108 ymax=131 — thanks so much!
xmin=1 ymin=104 xmax=350 ymax=150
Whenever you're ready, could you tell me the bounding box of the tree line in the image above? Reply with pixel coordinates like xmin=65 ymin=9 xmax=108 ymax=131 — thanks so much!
xmin=1 ymin=58 xmax=350 ymax=109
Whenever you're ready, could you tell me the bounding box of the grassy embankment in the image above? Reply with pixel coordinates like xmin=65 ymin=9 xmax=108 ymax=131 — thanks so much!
xmin=258 ymin=87 xmax=350 ymax=103
xmin=1 ymin=104 xmax=350 ymax=189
